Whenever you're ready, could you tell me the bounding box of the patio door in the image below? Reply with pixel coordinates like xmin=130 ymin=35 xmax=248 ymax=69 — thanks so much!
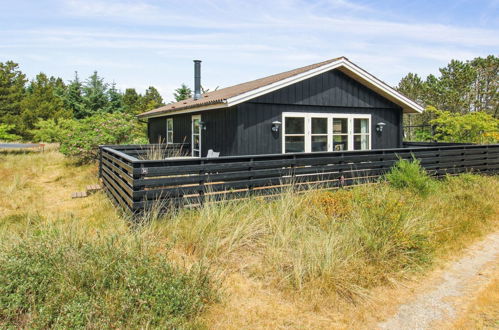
xmin=283 ymin=113 xmax=371 ymax=153
xmin=191 ymin=115 xmax=201 ymax=157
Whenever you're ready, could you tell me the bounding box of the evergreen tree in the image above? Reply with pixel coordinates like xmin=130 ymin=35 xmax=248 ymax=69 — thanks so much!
xmin=142 ymin=86 xmax=164 ymax=111
xmin=123 ymin=88 xmax=142 ymax=114
xmin=65 ymin=72 xmax=85 ymax=119
xmin=470 ymin=55 xmax=498 ymax=116
xmin=81 ymin=71 xmax=109 ymax=117
xmin=0 ymin=61 xmax=26 ymax=134
xmin=173 ymin=83 xmax=192 ymax=102
xmin=106 ymin=82 xmax=124 ymax=113
xmin=19 ymin=73 xmax=71 ymax=138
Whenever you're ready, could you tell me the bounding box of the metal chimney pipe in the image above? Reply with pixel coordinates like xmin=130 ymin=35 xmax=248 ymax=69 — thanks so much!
xmin=193 ymin=60 xmax=201 ymax=100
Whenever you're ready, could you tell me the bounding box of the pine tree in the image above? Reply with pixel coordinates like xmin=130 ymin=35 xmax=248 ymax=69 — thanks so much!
xmin=173 ymin=83 xmax=192 ymax=102
xmin=142 ymin=86 xmax=164 ymax=111
xmin=19 ymin=73 xmax=71 ymax=138
xmin=82 ymin=71 xmax=109 ymax=117
xmin=123 ymin=88 xmax=142 ymax=114
xmin=106 ymin=82 xmax=124 ymax=113
xmin=0 ymin=61 xmax=26 ymax=134
xmin=65 ymin=72 xmax=85 ymax=119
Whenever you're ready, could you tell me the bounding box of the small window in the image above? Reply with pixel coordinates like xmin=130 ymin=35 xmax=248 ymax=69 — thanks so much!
xmin=166 ymin=118 xmax=173 ymax=144
xmin=284 ymin=117 xmax=305 ymax=153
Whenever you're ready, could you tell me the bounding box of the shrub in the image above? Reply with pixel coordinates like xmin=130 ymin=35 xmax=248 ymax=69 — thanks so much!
xmin=0 ymin=124 xmax=21 ymax=141
xmin=428 ymin=107 xmax=499 ymax=144
xmin=59 ymin=112 xmax=147 ymax=162
xmin=385 ymin=157 xmax=435 ymax=195
xmin=0 ymin=226 xmax=216 ymax=328
xmin=30 ymin=118 xmax=75 ymax=143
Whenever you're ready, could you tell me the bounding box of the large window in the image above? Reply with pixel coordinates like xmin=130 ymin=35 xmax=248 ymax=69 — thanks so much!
xmin=282 ymin=113 xmax=371 ymax=153
xmin=166 ymin=118 xmax=173 ymax=144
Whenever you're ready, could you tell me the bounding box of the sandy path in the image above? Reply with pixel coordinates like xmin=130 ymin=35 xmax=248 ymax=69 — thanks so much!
xmin=378 ymin=231 xmax=499 ymax=330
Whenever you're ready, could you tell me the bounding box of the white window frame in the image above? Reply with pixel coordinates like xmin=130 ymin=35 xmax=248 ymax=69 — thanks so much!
xmin=191 ymin=115 xmax=201 ymax=157
xmin=282 ymin=112 xmax=371 ymax=154
xmin=166 ymin=118 xmax=173 ymax=144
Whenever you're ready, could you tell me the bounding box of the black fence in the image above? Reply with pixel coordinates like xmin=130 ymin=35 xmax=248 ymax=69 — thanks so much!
xmin=99 ymin=143 xmax=499 ymax=214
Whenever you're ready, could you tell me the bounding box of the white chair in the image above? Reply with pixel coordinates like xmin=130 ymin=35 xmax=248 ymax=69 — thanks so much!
xmin=206 ymin=149 xmax=220 ymax=158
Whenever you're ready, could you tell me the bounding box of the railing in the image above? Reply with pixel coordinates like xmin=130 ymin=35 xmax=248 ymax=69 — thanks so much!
xmin=99 ymin=143 xmax=499 ymax=215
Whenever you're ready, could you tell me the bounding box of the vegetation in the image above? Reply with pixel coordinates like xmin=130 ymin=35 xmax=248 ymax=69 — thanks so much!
xmin=398 ymin=55 xmax=498 ymax=142
xmin=1 ymin=149 xmax=498 ymax=327
xmin=385 ymin=157 xmax=436 ymax=195
xmin=0 ymin=124 xmax=21 ymax=141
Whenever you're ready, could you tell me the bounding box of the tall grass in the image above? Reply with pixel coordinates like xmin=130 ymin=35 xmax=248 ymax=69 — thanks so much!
xmin=0 ymin=220 xmax=217 ymax=328
xmin=153 ymin=171 xmax=499 ymax=301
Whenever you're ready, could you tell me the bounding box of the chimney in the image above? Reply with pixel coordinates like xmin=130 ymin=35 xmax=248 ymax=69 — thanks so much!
xmin=193 ymin=60 xmax=201 ymax=100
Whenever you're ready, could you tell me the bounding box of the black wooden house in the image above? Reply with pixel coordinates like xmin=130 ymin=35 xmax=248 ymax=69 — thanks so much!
xmin=138 ymin=57 xmax=423 ymax=157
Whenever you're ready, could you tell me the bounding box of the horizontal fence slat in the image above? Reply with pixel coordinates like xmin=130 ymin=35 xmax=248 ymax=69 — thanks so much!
xmin=98 ymin=143 xmax=499 ymax=215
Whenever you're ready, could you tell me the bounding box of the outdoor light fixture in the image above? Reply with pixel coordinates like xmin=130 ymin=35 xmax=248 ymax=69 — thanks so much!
xmin=376 ymin=122 xmax=386 ymax=133
xmin=271 ymin=121 xmax=282 ymax=132
xmin=199 ymin=121 xmax=207 ymax=131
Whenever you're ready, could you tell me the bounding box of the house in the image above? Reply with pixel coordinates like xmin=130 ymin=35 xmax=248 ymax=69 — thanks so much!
xmin=138 ymin=57 xmax=423 ymax=157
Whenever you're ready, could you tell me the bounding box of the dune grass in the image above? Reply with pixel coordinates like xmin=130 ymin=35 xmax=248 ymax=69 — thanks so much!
xmin=1 ymin=149 xmax=498 ymax=327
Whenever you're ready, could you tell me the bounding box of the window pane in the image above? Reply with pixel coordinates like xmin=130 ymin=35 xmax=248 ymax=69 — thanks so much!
xmin=193 ymin=119 xmax=200 ymax=134
xmin=333 ymin=135 xmax=348 ymax=151
xmin=333 ymin=118 xmax=348 ymax=134
xmin=285 ymin=117 xmax=304 ymax=134
xmin=167 ymin=132 xmax=173 ymax=143
xmin=354 ymin=135 xmax=369 ymax=150
xmin=354 ymin=118 xmax=369 ymax=134
xmin=285 ymin=136 xmax=305 ymax=153
xmin=193 ymin=135 xmax=200 ymax=149
xmin=311 ymin=117 xmax=327 ymax=134
xmin=167 ymin=118 xmax=173 ymax=130
xmin=311 ymin=136 xmax=327 ymax=152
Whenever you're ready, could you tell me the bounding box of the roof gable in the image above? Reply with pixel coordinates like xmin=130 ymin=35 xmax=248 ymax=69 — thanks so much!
xmin=138 ymin=57 xmax=423 ymax=118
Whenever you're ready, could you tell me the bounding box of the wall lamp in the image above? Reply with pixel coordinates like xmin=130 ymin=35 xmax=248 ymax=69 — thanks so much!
xmin=376 ymin=122 xmax=386 ymax=133
xmin=199 ymin=121 xmax=207 ymax=131
xmin=271 ymin=121 xmax=282 ymax=132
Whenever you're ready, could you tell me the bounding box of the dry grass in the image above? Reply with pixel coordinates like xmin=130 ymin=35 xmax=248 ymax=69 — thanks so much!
xmin=1 ymin=149 xmax=499 ymax=328
xmin=453 ymin=275 xmax=499 ymax=329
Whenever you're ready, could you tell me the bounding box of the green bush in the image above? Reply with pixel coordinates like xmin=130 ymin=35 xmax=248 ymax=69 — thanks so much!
xmin=385 ymin=157 xmax=435 ymax=195
xmin=58 ymin=113 xmax=147 ymax=162
xmin=428 ymin=107 xmax=499 ymax=144
xmin=0 ymin=227 xmax=215 ymax=328
xmin=0 ymin=124 xmax=21 ymax=141
xmin=30 ymin=118 xmax=75 ymax=143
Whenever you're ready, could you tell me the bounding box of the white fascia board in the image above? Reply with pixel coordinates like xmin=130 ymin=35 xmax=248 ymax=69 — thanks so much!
xmin=138 ymin=102 xmax=228 ymax=118
xmin=226 ymin=58 xmax=424 ymax=114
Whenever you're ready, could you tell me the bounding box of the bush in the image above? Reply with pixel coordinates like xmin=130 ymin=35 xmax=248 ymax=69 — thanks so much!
xmin=385 ymin=157 xmax=435 ymax=195
xmin=30 ymin=118 xmax=75 ymax=143
xmin=0 ymin=227 xmax=216 ymax=328
xmin=0 ymin=124 xmax=21 ymax=141
xmin=58 ymin=113 xmax=147 ymax=162
xmin=428 ymin=107 xmax=499 ymax=144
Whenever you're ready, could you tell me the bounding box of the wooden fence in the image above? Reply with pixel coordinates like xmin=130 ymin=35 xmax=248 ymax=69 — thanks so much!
xmin=99 ymin=143 xmax=499 ymax=214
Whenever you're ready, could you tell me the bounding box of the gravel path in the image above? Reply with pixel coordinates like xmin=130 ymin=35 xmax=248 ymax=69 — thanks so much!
xmin=378 ymin=231 xmax=499 ymax=330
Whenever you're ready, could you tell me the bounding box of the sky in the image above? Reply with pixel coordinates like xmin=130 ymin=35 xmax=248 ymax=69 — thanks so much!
xmin=1 ymin=0 xmax=498 ymax=103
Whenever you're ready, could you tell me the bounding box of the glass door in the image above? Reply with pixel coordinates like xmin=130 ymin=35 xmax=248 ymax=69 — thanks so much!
xmin=310 ymin=117 xmax=329 ymax=152
xmin=191 ymin=115 xmax=201 ymax=157
xmin=332 ymin=117 xmax=349 ymax=151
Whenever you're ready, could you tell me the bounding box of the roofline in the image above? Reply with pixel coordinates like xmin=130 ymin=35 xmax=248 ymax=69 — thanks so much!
xmin=138 ymin=58 xmax=423 ymax=118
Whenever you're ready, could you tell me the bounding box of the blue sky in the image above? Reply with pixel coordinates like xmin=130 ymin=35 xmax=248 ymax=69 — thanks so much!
xmin=1 ymin=0 xmax=498 ymax=102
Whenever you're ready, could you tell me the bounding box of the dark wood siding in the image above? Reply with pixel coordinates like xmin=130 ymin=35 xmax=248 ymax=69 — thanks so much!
xmin=149 ymin=108 xmax=239 ymax=157
xmin=148 ymin=117 xmax=166 ymax=143
xmin=149 ymin=68 xmax=403 ymax=156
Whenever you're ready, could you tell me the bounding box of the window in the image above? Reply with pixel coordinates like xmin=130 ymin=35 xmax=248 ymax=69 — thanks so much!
xmin=166 ymin=118 xmax=173 ymax=144
xmin=191 ymin=115 xmax=201 ymax=157
xmin=353 ymin=118 xmax=369 ymax=150
xmin=282 ymin=113 xmax=371 ymax=153
xmin=332 ymin=118 xmax=349 ymax=151
xmin=284 ymin=117 xmax=305 ymax=153
xmin=311 ymin=117 xmax=328 ymax=152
